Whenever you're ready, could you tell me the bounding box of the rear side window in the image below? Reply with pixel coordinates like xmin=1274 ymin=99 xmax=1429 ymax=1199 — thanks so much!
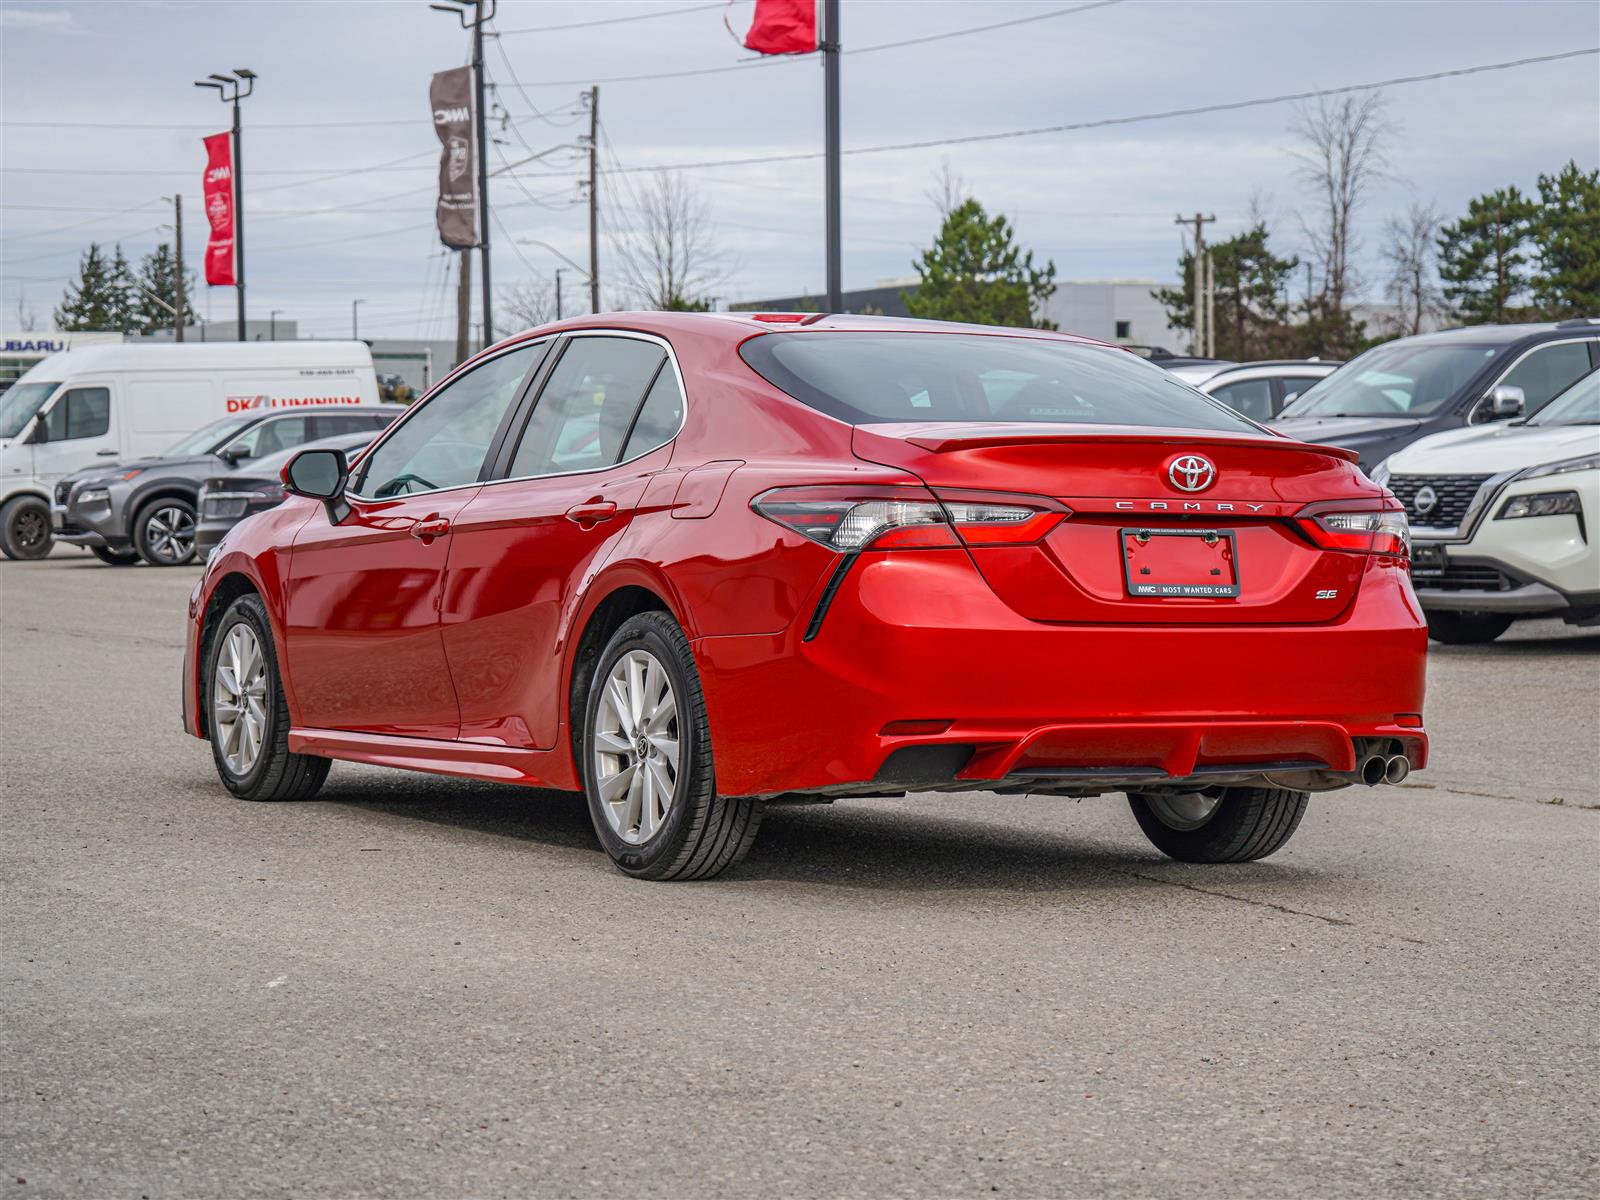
xmin=621 ymin=367 xmax=684 ymax=461
xmin=739 ymin=333 xmax=1257 ymax=433
xmin=1210 ymin=378 xmax=1274 ymax=422
xmin=42 ymin=387 xmax=110 ymax=441
xmin=509 ymin=336 xmax=666 ymax=478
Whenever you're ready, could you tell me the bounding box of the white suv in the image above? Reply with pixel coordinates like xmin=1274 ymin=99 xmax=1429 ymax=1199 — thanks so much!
xmin=1373 ymin=370 xmax=1599 ymax=643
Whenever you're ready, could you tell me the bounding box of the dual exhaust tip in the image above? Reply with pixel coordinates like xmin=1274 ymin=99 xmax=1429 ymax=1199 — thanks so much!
xmin=1360 ymin=753 xmax=1411 ymax=786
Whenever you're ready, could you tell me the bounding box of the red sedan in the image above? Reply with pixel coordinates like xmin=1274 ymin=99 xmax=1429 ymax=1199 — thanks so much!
xmin=182 ymin=313 xmax=1428 ymax=880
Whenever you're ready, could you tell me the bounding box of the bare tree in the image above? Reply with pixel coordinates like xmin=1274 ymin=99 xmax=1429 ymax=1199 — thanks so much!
xmin=612 ymin=169 xmax=729 ymax=310
xmin=1290 ymin=93 xmax=1392 ymax=316
xmin=926 ymin=157 xmax=970 ymax=218
xmin=1382 ymin=201 xmax=1444 ymax=337
xmin=14 ymin=290 xmax=40 ymax=331
xmin=499 ymin=277 xmax=556 ymax=329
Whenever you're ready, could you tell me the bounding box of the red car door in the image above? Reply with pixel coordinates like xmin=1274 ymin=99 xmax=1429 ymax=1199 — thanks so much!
xmin=440 ymin=333 xmax=685 ymax=750
xmin=283 ymin=341 xmax=548 ymax=738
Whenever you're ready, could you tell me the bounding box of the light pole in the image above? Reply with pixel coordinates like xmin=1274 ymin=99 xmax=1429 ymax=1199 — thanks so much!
xmin=352 ymin=299 xmax=365 ymax=340
xmin=430 ymin=0 xmax=495 ymax=345
xmin=269 ymin=309 xmax=282 ymax=341
xmin=193 ymin=68 xmax=255 ymax=341
xmin=555 ymin=268 xmax=566 ymax=320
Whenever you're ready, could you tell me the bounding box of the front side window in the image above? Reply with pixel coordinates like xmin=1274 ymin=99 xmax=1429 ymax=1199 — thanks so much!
xmin=1496 ymin=341 xmax=1595 ymax=415
xmin=1210 ymin=378 xmax=1274 ymax=422
xmin=508 ymin=336 xmax=667 ymax=478
xmin=1280 ymin=342 xmax=1503 ymax=418
xmin=41 ymin=387 xmax=110 ymax=442
xmin=740 ymin=332 xmax=1258 ymax=433
xmin=357 ymin=343 xmax=544 ymax=498
xmin=163 ymin=414 xmax=256 ymax=457
xmin=222 ymin=416 xmax=310 ymax=460
xmin=1529 ymin=369 xmax=1600 ymax=426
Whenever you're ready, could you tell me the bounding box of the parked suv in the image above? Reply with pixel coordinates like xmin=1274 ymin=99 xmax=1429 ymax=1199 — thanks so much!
xmin=1272 ymin=321 xmax=1600 ymax=468
xmin=1197 ymin=360 xmax=1341 ymax=422
xmin=54 ymin=405 xmax=403 ymax=566
xmin=1374 ymin=369 xmax=1599 ymax=642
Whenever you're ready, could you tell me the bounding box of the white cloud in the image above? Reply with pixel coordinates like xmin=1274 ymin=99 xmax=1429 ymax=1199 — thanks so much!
xmin=0 ymin=8 xmax=82 ymax=34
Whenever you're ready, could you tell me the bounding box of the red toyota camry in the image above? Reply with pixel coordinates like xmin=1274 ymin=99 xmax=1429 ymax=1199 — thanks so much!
xmin=183 ymin=313 xmax=1428 ymax=880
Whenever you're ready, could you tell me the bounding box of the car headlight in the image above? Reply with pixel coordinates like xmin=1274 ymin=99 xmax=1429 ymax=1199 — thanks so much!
xmin=1513 ymin=453 xmax=1600 ymax=480
xmin=78 ymin=486 xmax=111 ymax=503
xmin=1495 ymin=491 xmax=1582 ymax=520
xmin=1368 ymin=459 xmax=1391 ymax=487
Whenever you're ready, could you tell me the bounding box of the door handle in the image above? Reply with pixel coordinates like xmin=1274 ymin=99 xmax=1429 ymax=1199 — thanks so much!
xmin=565 ymin=499 xmax=617 ymax=528
xmin=96 ymin=449 xmax=118 ymax=456
xmin=411 ymin=515 xmax=451 ymax=542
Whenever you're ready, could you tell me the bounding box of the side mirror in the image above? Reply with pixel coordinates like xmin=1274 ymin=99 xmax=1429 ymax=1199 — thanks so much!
xmin=282 ymin=448 xmax=350 ymax=523
xmin=1490 ymin=384 xmax=1525 ymax=419
xmin=27 ymin=418 xmax=48 ymax=445
xmin=217 ymin=447 xmax=241 ymax=465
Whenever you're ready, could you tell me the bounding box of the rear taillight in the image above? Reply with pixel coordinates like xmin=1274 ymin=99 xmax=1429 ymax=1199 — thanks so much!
xmin=1298 ymin=502 xmax=1410 ymax=559
xmin=752 ymin=485 xmax=1065 ymax=551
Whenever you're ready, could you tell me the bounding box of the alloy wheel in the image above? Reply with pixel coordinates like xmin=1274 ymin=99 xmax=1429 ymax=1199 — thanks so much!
xmin=1143 ymin=789 xmax=1225 ymax=831
xmin=213 ymin=623 xmax=268 ymax=776
xmin=593 ymin=649 xmax=680 ymax=845
xmin=145 ymin=505 xmax=195 ymax=563
xmin=14 ymin=507 xmax=47 ymax=550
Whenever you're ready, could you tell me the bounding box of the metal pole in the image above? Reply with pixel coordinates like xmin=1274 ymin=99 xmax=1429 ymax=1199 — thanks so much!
xmin=352 ymin=299 xmax=364 ymax=340
xmin=588 ymin=86 xmax=600 ymax=314
xmin=455 ymin=249 xmax=472 ymax=366
xmin=555 ymin=268 xmax=564 ymax=320
xmin=173 ymin=194 xmax=186 ymax=342
xmin=233 ymin=93 xmax=245 ymax=341
xmin=822 ymin=0 xmax=841 ymax=312
xmin=473 ymin=3 xmax=492 ymax=344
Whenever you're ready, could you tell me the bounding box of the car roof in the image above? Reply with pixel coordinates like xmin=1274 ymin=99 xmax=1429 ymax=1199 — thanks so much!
xmin=16 ymin=340 xmax=376 ymax=381
xmin=1398 ymin=321 xmax=1598 ymax=347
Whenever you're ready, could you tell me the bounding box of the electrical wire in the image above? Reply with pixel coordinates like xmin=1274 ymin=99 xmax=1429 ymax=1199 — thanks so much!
xmin=0 ymin=197 xmax=165 ymax=244
xmin=496 ymin=2 xmax=724 ymax=36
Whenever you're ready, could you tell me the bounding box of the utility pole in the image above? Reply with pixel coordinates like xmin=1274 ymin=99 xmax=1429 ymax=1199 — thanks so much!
xmin=195 ymin=68 xmax=255 ymax=341
xmin=555 ymin=268 xmax=565 ymax=320
xmin=172 ymin=194 xmax=186 ymax=341
xmin=822 ymin=0 xmax=841 ymax=312
xmin=1176 ymin=212 xmax=1215 ymax=357
xmin=432 ymin=1 xmax=495 ymax=342
xmin=352 ymin=299 xmax=365 ymax=341
xmin=269 ymin=309 xmax=281 ymax=341
xmin=455 ymin=251 xmax=472 ymax=366
xmin=587 ymin=86 xmax=600 ymax=314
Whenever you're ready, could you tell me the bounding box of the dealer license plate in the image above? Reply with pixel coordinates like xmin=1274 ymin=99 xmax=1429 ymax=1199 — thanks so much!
xmin=1122 ymin=527 xmax=1240 ymax=598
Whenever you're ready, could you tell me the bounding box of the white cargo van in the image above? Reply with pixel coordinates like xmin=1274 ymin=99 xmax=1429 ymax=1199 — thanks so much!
xmin=0 ymin=342 xmax=378 ymax=559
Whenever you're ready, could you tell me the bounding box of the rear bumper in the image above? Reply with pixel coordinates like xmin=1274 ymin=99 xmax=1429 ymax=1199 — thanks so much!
xmin=695 ymin=548 xmax=1429 ymax=797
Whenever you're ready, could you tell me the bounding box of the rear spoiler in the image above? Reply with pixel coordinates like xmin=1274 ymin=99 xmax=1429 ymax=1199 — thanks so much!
xmin=875 ymin=425 xmax=1362 ymax=465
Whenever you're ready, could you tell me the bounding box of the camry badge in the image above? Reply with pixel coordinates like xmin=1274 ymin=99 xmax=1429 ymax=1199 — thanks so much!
xmin=1167 ymin=454 xmax=1216 ymax=493
xmin=1413 ymin=485 xmax=1438 ymax=517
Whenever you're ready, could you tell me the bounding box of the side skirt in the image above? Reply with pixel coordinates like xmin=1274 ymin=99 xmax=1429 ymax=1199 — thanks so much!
xmin=288 ymin=728 xmax=570 ymax=789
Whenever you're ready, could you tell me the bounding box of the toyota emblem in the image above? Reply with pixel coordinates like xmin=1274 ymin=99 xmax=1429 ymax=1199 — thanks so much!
xmin=1413 ymin=485 xmax=1439 ymax=516
xmin=1167 ymin=454 xmax=1216 ymax=493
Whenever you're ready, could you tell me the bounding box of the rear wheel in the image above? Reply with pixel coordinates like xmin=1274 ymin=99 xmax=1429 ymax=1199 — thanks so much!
xmin=1129 ymin=785 xmax=1308 ymax=863
xmin=205 ymin=593 xmax=329 ymax=802
xmin=0 ymin=495 xmax=52 ymax=560
xmin=580 ymin=611 xmax=762 ymax=880
xmin=91 ymin=545 xmax=141 ymax=566
xmin=1425 ymin=610 xmax=1513 ymax=644
xmin=133 ymin=498 xmax=197 ymax=566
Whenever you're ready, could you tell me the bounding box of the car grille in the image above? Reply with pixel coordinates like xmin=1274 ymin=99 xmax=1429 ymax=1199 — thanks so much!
xmin=1387 ymin=474 xmax=1493 ymax=527
xmin=1413 ymin=563 xmax=1519 ymax=592
xmin=54 ymin=480 xmax=73 ymax=505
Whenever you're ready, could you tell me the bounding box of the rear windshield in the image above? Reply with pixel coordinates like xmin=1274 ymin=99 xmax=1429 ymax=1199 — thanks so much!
xmin=739 ymin=332 xmax=1257 ymax=433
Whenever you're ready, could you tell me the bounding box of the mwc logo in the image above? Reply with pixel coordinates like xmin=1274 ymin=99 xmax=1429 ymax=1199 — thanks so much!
xmin=206 ymin=165 xmax=232 ymax=184
xmin=434 ymin=106 xmax=469 ymax=125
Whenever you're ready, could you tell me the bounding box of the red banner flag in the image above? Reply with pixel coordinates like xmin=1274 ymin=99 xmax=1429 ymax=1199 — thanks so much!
xmin=741 ymin=0 xmax=817 ymax=55
xmin=201 ymin=131 xmax=237 ymax=287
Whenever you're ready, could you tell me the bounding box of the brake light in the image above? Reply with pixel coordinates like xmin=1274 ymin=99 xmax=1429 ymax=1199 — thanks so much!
xmin=752 ymin=486 xmax=1065 ymax=551
xmin=1298 ymin=502 xmax=1410 ymax=559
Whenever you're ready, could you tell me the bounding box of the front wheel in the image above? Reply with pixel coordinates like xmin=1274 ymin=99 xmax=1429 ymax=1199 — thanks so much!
xmin=580 ymin=611 xmax=762 ymax=881
xmin=134 ymin=497 xmax=197 ymax=566
xmin=1129 ymin=786 xmax=1308 ymax=863
xmin=0 ymin=495 xmax=52 ymax=560
xmin=1426 ymin=610 xmax=1513 ymax=644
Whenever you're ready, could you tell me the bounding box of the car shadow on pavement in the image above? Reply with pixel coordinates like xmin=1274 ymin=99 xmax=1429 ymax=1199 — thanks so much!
xmin=318 ymin=772 xmax=1315 ymax=895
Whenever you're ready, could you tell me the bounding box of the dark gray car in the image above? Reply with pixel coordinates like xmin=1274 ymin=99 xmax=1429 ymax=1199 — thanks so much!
xmin=52 ymin=405 xmax=404 ymax=565
xmin=1270 ymin=320 xmax=1599 ymax=469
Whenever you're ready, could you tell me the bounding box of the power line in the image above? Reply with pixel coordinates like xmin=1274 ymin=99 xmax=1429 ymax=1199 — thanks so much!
xmin=596 ymin=48 xmax=1600 ymax=174
xmin=847 ymin=0 xmax=1123 ymax=58
xmin=0 ymin=197 xmax=165 ymax=244
xmin=496 ymin=2 xmax=723 ymax=36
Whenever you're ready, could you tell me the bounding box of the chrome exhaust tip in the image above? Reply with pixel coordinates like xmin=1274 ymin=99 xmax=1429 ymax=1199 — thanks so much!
xmin=1360 ymin=754 xmax=1387 ymax=787
xmin=1384 ymin=755 xmax=1411 ymax=785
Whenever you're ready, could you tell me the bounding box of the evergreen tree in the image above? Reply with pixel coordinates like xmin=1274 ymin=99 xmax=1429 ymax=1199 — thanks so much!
xmin=1436 ymin=187 xmax=1537 ymax=324
xmin=1530 ymin=162 xmax=1600 ymax=318
xmin=132 ymin=243 xmax=196 ymax=334
xmin=56 ymin=243 xmax=135 ymax=331
xmin=905 ymin=199 xmax=1056 ymax=328
xmin=1153 ymin=223 xmax=1300 ymax=360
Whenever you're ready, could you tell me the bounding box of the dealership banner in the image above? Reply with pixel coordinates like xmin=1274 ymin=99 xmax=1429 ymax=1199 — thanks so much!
xmin=431 ymin=66 xmax=478 ymax=249
xmin=201 ymin=131 xmax=237 ymax=287
xmin=735 ymin=0 xmax=818 ymax=55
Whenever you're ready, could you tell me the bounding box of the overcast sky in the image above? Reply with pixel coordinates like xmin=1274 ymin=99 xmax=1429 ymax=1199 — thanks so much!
xmin=2 ymin=0 xmax=1596 ymax=339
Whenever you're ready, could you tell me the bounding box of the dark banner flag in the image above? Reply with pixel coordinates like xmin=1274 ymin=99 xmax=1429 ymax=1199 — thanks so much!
xmin=201 ymin=131 xmax=237 ymax=286
xmin=431 ymin=66 xmax=478 ymax=249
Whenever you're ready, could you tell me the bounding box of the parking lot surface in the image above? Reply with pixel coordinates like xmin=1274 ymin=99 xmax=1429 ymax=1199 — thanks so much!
xmin=3 ymin=551 xmax=1597 ymax=1198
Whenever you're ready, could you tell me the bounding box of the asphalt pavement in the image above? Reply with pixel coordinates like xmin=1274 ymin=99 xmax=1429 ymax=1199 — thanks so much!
xmin=3 ymin=549 xmax=1597 ymax=1198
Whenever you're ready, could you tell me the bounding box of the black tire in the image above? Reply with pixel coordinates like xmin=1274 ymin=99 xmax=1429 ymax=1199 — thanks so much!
xmin=204 ymin=593 xmax=330 ymax=802
xmin=0 ymin=494 xmax=52 ymax=560
xmin=1425 ymin=610 xmax=1513 ymax=645
xmin=1129 ymin=786 xmax=1308 ymax=863
xmin=580 ymin=611 xmax=762 ymax=881
xmin=91 ymin=545 xmax=141 ymax=566
xmin=133 ymin=496 xmax=198 ymax=566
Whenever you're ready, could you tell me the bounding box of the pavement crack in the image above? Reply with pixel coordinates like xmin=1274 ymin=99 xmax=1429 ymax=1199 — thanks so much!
xmin=1125 ymin=870 xmax=1354 ymax=926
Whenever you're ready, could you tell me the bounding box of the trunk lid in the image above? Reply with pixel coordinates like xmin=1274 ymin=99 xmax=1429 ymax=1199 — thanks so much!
xmin=852 ymin=422 xmax=1380 ymax=625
